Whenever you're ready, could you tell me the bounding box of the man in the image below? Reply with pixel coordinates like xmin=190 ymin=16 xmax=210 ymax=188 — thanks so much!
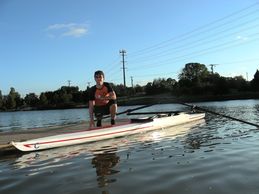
xmin=88 ymin=70 xmax=117 ymax=127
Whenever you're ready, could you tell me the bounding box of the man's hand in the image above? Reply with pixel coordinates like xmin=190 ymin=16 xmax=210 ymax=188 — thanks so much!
xmin=96 ymin=95 xmax=109 ymax=100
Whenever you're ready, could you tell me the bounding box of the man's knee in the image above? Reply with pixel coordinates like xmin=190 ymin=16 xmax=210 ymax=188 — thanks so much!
xmin=110 ymin=103 xmax=117 ymax=111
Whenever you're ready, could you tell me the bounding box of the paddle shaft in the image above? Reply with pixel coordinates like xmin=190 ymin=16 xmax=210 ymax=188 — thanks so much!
xmin=102 ymin=104 xmax=154 ymax=119
xmin=127 ymin=111 xmax=180 ymax=115
xmin=180 ymin=102 xmax=259 ymax=128
xmin=117 ymin=104 xmax=154 ymax=116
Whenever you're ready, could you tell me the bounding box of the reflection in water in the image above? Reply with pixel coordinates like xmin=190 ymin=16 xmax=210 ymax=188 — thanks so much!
xmin=91 ymin=149 xmax=120 ymax=190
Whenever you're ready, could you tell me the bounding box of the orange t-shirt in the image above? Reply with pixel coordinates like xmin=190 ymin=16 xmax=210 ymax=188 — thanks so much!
xmin=89 ymin=82 xmax=114 ymax=106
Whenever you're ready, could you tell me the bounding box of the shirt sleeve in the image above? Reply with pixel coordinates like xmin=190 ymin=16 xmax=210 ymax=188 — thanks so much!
xmin=104 ymin=82 xmax=114 ymax=93
xmin=88 ymin=86 xmax=96 ymax=101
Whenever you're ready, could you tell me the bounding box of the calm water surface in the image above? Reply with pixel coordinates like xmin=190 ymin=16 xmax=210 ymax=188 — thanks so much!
xmin=1 ymin=99 xmax=259 ymax=194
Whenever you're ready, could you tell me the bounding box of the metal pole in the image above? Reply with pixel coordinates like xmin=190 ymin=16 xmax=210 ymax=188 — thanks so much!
xmin=120 ymin=49 xmax=127 ymax=88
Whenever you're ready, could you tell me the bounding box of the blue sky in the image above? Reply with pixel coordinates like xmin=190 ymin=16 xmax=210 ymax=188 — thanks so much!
xmin=1 ymin=0 xmax=259 ymax=96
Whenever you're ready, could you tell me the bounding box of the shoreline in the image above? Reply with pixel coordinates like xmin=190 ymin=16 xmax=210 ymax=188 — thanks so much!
xmin=1 ymin=92 xmax=259 ymax=112
xmin=117 ymin=92 xmax=259 ymax=105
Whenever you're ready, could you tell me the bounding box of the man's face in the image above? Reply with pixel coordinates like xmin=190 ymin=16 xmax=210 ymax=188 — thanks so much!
xmin=95 ymin=74 xmax=104 ymax=85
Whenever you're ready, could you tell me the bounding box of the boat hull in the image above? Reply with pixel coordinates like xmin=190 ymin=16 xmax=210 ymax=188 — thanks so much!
xmin=11 ymin=113 xmax=205 ymax=152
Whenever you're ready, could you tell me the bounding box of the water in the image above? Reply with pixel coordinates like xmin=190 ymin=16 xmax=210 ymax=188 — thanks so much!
xmin=1 ymin=99 xmax=259 ymax=194
xmin=0 ymin=104 xmax=186 ymax=132
xmin=0 ymin=109 xmax=87 ymax=132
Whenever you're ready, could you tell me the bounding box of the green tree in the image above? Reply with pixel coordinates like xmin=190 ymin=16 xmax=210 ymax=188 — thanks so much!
xmin=61 ymin=86 xmax=79 ymax=94
xmin=177 ymin=63 xmax=210 ymax=95
xmin=39 ymin=92 xmax=48 ymax=106
xmin=227 ymin=76 xmax=248 ymax=92
xmin=53 ymin=93 xmax=60 ymax=104
xmin=178 ymin=63 xmax=210 ymax=87
xmin=134 ymin=84 xmax=145 ymax=94
xmin=82 ymin=90 xmax=89 ymax=103
xmin=6 ymin=87 xmax=18 ymax=109
xmin=72 ymin=91 xmax=84 ymax=103
xmin=60 ymin=92 xmax=72 ymax=104
xmin=145 ymin=82 xmax=153 ymax=95
xmin=251 ymin=70 xmax=259 ymax=91
xmin=24 ymin=93 xmax=39 ymax=107
xmin=213 ymin=76 xmax=229 ymax=95
xmin=112 ymin=84 xmax=126 ymax=97
xmin=144 ymin=77 xmax=176 ymax=95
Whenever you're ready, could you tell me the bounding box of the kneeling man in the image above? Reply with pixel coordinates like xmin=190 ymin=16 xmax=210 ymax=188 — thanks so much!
xmin=89 ymin=70 xmax=117 ymax=127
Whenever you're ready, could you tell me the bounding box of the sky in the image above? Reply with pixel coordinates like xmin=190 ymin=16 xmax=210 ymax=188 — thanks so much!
xmin=0 ymin=0 xmax=259 ymax=96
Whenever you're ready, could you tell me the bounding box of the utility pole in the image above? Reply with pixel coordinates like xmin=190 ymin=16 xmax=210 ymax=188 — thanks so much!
xmin=246 ymin=72 xmax=248 ymax=81
xmin=120 ymin=49 xmax=127 ymax=88
xmin=68 ymin=80 xmax=71 ymax=87
xmin=87 ymin=82 xmax=91 ymax=88
xmin=131 ymin=76 xmax=135 ymax=96
xmin=131 ymin=76 xmax=134 ymax=88
xmin=209 ymin=64 xmax=218 ymax=74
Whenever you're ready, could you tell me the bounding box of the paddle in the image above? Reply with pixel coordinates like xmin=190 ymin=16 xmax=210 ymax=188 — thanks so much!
xmin=180 ymin=102 xmax=259 ymax=128
xmin=102 ymin=104 xmax=154 ymax=119
xmin=127 ymin=111 xmax=181 ymax=115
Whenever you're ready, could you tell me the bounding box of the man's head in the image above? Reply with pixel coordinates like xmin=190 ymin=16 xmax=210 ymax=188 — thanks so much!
xmin=94 ymin=70 xmax=105 ymax=85
xmin=94 ymin=70 xmax=104 ymax=78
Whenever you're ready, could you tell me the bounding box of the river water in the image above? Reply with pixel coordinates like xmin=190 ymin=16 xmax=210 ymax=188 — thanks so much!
xmin=1 ymin=99 xmax=259 ymax=194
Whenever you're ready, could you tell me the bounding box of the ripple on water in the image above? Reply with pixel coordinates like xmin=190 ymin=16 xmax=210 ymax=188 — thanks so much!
xmin=2 ymin=100 xmax=259 ymax=194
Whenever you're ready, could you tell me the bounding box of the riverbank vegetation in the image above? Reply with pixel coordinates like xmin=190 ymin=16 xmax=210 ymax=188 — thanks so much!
xmin=1 ymin=63 xmax=259 ymax=111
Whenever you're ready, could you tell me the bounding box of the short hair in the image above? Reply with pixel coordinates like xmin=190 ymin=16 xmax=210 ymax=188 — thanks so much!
xmin=94 ymin=70 xmax=105 ymax=77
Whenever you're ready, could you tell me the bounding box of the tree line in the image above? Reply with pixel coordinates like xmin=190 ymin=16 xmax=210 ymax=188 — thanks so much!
xmin=1 ymin=62 xmax=259 ymax=111
xmin=146 ymin=63 xmax=259 ymax=95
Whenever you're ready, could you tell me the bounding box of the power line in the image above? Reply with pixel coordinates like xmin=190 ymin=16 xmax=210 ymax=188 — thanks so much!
xmin=103 ymin=56 xmax=121 ymax=75
xmin=128 ymin=32 xmax=259 ymax=71
xmin=128 ymin=2 xmax=259 ymax=57
xmin=126 ymin=6 xmax=259 ymax=71
xmin=129 ymin=17 xmax=259 ymax=65
xmin=105 ymin=3 xmax=259 ymax=85
xmin=104 ymin=3 xmax=259 ymax=85
xmin=128 ymin=11 xmax=259 ymax=67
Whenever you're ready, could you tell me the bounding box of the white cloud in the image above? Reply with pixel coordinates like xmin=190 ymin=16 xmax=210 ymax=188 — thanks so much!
xmin=46 ymin=23 xmax=88 ymax=38
xmin=236 ymin=35 xmax=248 ymax=41
xmin=63 ymin=27 xmax=87 ymax=37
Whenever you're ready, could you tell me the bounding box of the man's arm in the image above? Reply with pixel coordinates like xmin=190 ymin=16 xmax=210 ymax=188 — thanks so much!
xmin=103 ymin=82 xmax=116 ymax=100
xmin=104 ymin=91 xmax=116 ymax=100
xmin=110 ymin=91 xmax=116 ymax=99
xmin=89 ymin=100 xmax=95 ymax=128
